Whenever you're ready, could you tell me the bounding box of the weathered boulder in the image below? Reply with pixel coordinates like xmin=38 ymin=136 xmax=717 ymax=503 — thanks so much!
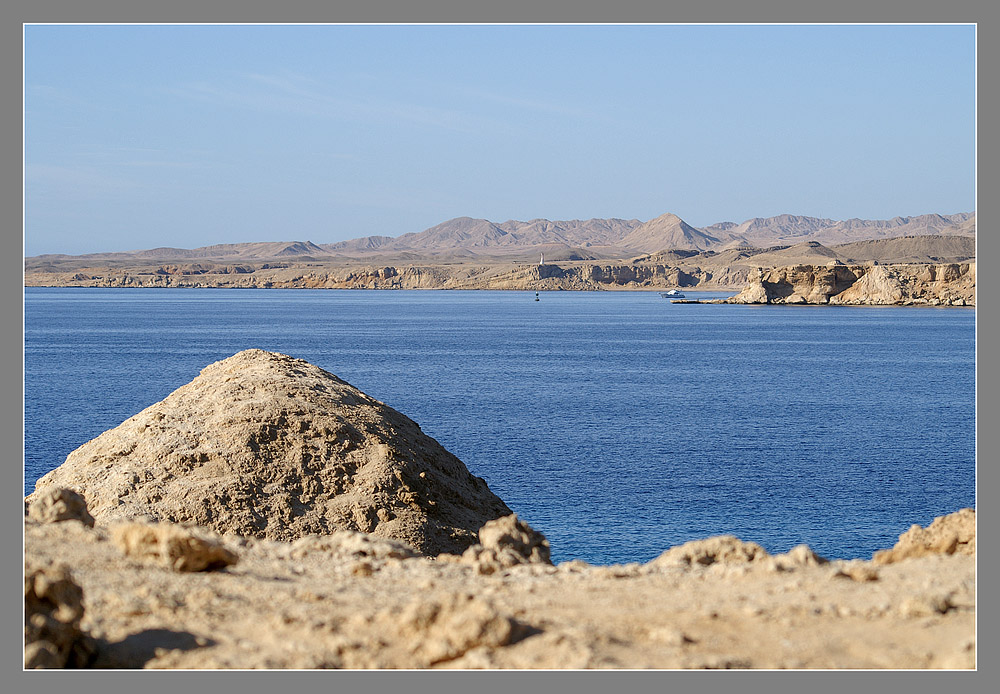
xmin=449 ymin=514 xmax=553 ymax=574
xmin=649 ymin=535 xmax=770 ymax=568
xmin=28 ymin=349 xmax=512 ymax=556
xmin=873 ymin=508 xmax=976 ymax=564
xmin=27 ymin=487 xmax=95 ymax=527
xmin=111 ymin=522 xmax=239 ymax=572
xmin=362 ymin=593 xmax=531 ymax=667
xmin=24 ymin=560 xmax=92 ymax=668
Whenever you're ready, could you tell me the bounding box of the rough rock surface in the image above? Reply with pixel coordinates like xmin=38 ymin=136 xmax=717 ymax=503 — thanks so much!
xmin=444 ymin=514 xmax=554 ymax=574
xmin=28 ymin=350 xmax=511 ymax=556
xmin=26 ymin=487 xmax=95 ymax=527
xmin=22 ymin=508 xmax=976 ymax=669
xmin=24 ymin=559 xmax=92 ymax=668
xmin=873 ymin=508 xmax=976 ymax=564
xmin=478 ymin=513 xmax=552 ymax=564
xmin=651 ymin=535 xmax=770 ymax=567
xmin=829 ymin=264 xmax=905 ymax=304
xmin=722 ymin=263 xmax=975 ymax=306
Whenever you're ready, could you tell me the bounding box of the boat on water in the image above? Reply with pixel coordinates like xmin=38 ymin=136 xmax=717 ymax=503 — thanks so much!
xmin=660 ymin=289 xmax=685 ymax=298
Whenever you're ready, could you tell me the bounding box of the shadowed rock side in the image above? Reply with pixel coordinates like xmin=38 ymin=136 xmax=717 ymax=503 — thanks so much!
xmin=719 ymin=263 xmax=975 ymax=306
xmin=24 ymin=502 xmax=975 ymax=669
xmin=24 ymin=559 xmax=93 ymax=668
xmin=28 ymin=350 xmax=511 ymax=556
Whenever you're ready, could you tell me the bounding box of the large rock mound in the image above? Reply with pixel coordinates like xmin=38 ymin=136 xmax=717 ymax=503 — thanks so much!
xmin=28 ymin=350 xmax=512 ymax=555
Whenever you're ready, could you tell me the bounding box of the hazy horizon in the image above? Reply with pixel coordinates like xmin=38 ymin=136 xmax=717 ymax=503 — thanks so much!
xmin=25 ymin=24 xmax=975 ymax=256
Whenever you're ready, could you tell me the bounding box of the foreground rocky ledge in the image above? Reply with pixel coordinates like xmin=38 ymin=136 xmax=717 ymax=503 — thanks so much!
xmin=25 ymin=502 xmax=975 ymax=669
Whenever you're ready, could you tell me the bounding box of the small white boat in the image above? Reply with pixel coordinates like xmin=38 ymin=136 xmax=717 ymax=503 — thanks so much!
xmin=660 ymin=289 xmax=685 ymax=298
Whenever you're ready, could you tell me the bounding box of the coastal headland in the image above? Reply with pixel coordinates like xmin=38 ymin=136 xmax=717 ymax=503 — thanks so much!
xmin=25 ymin=351 xmax=976 ymax=669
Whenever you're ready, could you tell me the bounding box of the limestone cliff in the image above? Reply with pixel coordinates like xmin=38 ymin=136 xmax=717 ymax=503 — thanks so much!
xmin=23 ymin=261 xmax=747 ymax=291
xmin=723 ymin=263 xmax=974 ymax=306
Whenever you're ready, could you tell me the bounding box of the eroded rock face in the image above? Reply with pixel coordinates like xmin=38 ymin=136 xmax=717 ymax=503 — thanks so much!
xmin=28 ymin=350 xmax=512 ymax=556
xmin=723 ymin=262 xmax=975 ymax=306
xmin=873 ymin=508 xmax=976 ymax=564
xmin=828 ymin=264 xmax=904 ymax=305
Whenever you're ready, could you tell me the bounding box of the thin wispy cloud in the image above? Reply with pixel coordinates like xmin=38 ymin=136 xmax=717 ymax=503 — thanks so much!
xmin=464 ymin=87 xmax=617 ymax=124
xmin=165 ymin=71 xmax=518 ymax=135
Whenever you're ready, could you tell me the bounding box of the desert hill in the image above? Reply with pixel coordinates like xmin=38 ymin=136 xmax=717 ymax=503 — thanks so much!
xmin=618 ymin=213 xmax=722 ymax=252
xmin=832 ymin=235 xmax=975 ymax=264
xmin=726 ymin=240 xmax=843 ymax=268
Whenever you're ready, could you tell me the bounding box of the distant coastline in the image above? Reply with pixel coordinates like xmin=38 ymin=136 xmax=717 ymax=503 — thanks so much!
xmin=25 ymin=210 xmax=975 ymax=304
xmin=24 ymin=258 xmax=976 ymax=307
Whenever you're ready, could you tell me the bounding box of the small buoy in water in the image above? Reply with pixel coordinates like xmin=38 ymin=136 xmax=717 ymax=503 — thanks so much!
xmin=535 ymin=292 xmax=540 ymax=301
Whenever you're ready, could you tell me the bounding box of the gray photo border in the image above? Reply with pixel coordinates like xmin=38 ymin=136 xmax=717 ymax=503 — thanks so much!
xmin=7 ymin=1 xmax=992 ymax=693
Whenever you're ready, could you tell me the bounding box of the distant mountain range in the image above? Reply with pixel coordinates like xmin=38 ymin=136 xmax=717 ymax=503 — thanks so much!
xmin=28 ymin=211 xmax=975 ymax=264
xmin=319 ymin=211 xmax=975 ymax=259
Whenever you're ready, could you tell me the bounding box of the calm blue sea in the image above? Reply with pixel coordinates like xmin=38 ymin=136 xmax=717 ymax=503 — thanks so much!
xmin=24 ymin=287 xmax=976 ymax=565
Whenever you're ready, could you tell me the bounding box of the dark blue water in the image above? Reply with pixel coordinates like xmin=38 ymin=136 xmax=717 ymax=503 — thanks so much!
xmin=24 ymin=288 xmax=975 ymax=565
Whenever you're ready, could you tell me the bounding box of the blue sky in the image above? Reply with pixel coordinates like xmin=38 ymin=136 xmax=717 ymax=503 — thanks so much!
xmin=24 ymin=24 xmax=975 ymax=256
